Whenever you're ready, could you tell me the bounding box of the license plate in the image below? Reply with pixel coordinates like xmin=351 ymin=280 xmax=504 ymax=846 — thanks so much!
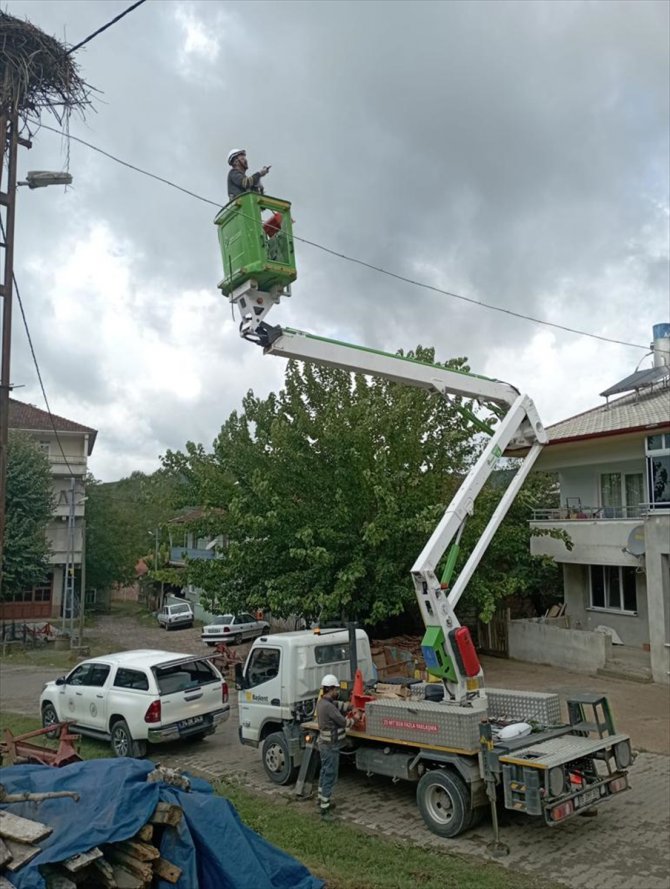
xmin=575 ymin=787 xmax=602 ymax=809
xmin=178 ymin=716 xmax=204 ymax=730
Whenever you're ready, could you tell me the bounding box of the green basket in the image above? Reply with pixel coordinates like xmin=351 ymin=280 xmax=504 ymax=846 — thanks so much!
xmin=214 ymin=192 xmax=297 ymax=296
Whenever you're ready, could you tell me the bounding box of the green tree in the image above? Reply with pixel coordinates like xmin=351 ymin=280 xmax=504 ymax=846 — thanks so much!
xmin=84 ymin=469 xmax=188 ymax=592
xmin=165 ymin=348 xmax=496 ymax=625
xmin=454 ymin=469 xmax=571 ymax=621
xmin=2 ymin=431 xmax=54 ymax=596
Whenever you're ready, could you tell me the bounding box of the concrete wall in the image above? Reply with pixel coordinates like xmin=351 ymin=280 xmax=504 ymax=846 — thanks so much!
xmin=508 ymin=617 xmax=611 ymax=672
xmin=561 ymin=563 xmax=650 ymax=647
xmin=645 ymin=514 xmax=670 ymax=684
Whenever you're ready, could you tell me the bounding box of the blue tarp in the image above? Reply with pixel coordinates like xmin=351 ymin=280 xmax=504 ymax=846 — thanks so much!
xmin=0 ymin=759 xmax=324 ymax=889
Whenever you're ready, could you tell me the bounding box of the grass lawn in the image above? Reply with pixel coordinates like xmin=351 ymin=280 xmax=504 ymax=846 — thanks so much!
xmin=0 ymin=712 xmax=559 ymax=889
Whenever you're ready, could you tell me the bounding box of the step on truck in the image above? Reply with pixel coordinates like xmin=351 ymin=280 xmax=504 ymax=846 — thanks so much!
xmin=217 ymin=191 xmax=634 ymax=842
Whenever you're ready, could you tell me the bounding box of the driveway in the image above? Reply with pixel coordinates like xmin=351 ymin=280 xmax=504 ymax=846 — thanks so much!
xmin=1 ymin=612 xmax=669 ymax=889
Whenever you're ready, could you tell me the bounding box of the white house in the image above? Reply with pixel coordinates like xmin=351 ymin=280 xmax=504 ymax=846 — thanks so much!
xmin=519 ymin=324 xmax=669 ymax=684
xmin=4 ymin=398 xmax=97 ymax=621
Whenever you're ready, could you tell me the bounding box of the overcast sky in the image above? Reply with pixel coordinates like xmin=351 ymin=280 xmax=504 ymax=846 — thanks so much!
xmin=7 ymin=0 xmax=670 ymax=480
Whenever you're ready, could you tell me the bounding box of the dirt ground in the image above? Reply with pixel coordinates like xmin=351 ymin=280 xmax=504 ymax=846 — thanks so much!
xmin=3 ymin=604 xmax=668 ymax=755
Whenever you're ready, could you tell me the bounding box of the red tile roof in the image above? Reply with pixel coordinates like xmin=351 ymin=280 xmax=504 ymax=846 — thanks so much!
xmin=9 ymin=398 xmax=97 ymax=454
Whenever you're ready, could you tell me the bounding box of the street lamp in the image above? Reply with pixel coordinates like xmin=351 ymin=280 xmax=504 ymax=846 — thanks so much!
xmin=17 ymin=171 xmax=73 ymax=189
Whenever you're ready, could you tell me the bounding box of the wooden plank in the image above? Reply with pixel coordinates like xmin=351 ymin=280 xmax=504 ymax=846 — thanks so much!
xmin=4 ymin=839 xmax=41 ymax=871
xmin=110 ymin=865 xmax=144 ymax=889
xmin=0 ymin=810 xmax=52 ymax=843
xmin=105 ymin=849 xmax=152 ymax=881
xmin=135 ymin=824 xmax=153 ymax=842
xmin=91 ymin=857 xmax=117 ymax=889
xmin=43 ymin=871 xmax=77 ymax=889
xmin=153 ymin=857 xmax=182 ymax=884
xmin=149 ymin=802 xmax=182 ymax=826
xmin=0 ymin=836 xmax=12 ymax=867
xmin=63 ymin=846 xmax=104 ymax=872
xmin=117 ymin=840 xmax=159 ymax=862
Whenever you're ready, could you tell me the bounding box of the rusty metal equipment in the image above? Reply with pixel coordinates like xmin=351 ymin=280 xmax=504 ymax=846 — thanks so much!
xmin=0 ymin=722 xmax=82 ymax=767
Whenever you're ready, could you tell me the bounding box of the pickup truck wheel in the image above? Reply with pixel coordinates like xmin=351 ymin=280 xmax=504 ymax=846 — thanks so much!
xmin=262 ymin=732 xmax=298 ymax=785
xmin=416 ymin=770 xmax=471 ymax=838
xmin=41 ymin=702 xmax=59 ymax=739
xmin=110 ymin=719 xmax=146 ymax=758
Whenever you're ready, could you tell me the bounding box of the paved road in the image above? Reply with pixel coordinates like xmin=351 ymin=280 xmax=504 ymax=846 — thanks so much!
xmin=2 ymin=660 xmax=669 ymax=889
xmin=3 ymin=613 xmax=669 ymax=889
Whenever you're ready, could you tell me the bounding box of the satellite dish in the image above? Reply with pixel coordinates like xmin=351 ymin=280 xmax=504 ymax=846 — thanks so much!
xmin=626 ymin=526 xmax=646 ymax=556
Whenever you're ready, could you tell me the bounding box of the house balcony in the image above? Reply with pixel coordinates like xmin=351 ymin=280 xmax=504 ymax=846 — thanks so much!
xmin=530 ymin=505 xmax=648 ymax=566
xmin=48 ymin=454 xmax=87 ymax=476
xmin=169 ymin=547 xmax=216 ymax=566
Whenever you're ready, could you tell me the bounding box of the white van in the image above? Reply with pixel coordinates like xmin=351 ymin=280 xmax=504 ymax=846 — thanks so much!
xmin=237 ymin=628 xmax=373 ymax=784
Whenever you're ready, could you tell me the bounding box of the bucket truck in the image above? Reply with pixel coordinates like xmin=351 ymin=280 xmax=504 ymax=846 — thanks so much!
xmin=215 ymin=193 xmax=634 ymax=840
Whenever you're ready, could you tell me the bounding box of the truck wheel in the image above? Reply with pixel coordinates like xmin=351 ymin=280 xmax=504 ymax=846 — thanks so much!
xmin=416 ymin=770 xmax=472 ymax=838
xmin=41 ymin=702 xmax=59 ymax=739
xmin=110 ymin=718 xmax=147 ymax=758
xmin=262 ymin=732 xmax=298 ymax=785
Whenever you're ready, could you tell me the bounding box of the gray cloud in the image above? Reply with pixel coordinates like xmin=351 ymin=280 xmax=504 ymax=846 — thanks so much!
xmin=6 ymin=0 xmax=669 ymax=479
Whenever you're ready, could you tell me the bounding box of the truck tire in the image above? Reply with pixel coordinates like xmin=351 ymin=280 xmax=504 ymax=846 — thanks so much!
xmin=262 ymin=732 xmax=298 ymax=785
xmin=110 ymin=718 xmax=147 ymax=758
xmin=41 ymin=702 xmax=59 ymax=739
xmin=416 ymin=769 xmax=472 ymax=838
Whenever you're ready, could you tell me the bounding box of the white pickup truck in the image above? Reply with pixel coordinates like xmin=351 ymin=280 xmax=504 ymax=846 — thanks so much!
xmin=40 ymin=649 xmax=230 ymax=757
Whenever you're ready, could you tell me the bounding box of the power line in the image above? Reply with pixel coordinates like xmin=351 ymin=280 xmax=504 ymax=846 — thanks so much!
xmin=67 ymin=0 xmax=148 ymax=54
xmin=0 ymin=217 xmax=80 ymax=480
xmin=36 ymin=122 xmax=652 ymax=352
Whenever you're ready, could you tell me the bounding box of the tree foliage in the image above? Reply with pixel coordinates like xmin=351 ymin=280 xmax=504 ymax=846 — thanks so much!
xmin=84 ymin=469 xmax=187 ymax=592
xmin=454 ymin=469 xmax=569 ymax=622
xmin=2 ymin=431 xmax=54 ymax=597
xmin=164 ymin=348 xmax=501 ymax=624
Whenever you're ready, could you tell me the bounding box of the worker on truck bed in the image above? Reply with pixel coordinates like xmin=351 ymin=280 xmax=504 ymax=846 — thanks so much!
xmin=227 ymin=148 xmax=271 ymax=201
xmin=316 ymin=674 xmax=357 ymax=822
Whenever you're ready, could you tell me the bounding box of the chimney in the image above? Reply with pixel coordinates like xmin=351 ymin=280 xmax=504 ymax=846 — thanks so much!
xmin=651 ymin=323 xmax=670 ymax=368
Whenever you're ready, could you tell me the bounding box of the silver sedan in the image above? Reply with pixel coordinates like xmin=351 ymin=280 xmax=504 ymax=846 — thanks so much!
xmin=201 ymin=612 xmax=270 ymax=646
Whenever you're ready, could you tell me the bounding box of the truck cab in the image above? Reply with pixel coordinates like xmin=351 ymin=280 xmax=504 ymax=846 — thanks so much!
xmin=237 ymin=629 xmax=373 ymax=782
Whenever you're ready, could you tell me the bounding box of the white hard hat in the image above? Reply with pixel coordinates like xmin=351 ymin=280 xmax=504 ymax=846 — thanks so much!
xmin=321 ymin=674 xmax=339 ymax=688
xmin=227 ymin=148 xmax=246 ymax=165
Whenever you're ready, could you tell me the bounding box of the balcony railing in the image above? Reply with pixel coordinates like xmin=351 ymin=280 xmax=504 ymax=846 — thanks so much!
xmin=532 ymin=504 xmax=660 ymax=521
xmin=169 ymin=547 xmax=215 ymax=564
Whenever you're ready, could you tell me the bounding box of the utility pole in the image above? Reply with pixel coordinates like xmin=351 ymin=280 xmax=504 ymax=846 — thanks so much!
xmin=0 ymin=104 xmax=20 ymax=598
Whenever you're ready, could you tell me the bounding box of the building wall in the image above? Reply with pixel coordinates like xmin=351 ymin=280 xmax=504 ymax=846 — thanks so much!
xmin=562 ymin=563 xmax=649 ymax=647
xmin=508 ymin=617 xmax=611 ymax=672
xmin=645 ymin=515 xmax=670 ymax=684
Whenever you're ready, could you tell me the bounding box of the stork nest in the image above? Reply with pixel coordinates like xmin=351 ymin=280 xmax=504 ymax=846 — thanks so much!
xmin=0 ymin=10 xmax=91 ymax=129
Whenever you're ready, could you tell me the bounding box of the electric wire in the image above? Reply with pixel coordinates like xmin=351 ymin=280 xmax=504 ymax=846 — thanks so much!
xmin=67 ymin=0 xmax=148 ymax=54
xmin=0 ymin=217 xmax=81 ymax=481
xmin=35 ymin=122 xmax=652 ymax=352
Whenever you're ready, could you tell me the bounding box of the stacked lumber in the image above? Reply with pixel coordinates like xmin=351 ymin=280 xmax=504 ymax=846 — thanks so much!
xmin=0 ymin=803 xmax=184 ymax=889
xmin=370 ymin=634 xmax=424 ymax=679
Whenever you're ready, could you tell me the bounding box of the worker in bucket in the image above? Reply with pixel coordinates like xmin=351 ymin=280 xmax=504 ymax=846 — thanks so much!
xmin=316 ymin=674 xmax=357 ymax=822
xmin=227 ymin=149 xmax=271 ymax=201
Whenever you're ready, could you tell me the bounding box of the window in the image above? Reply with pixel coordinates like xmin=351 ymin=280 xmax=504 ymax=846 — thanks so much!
xmin=246 ymin=648 xmax=280 ymax=687
xmin=315 ymin=643 xmax=351 ymax=666
xmin=169 ymin=603 xmax=191 ymax=614
xmin=600 ymin=472 xmax=645 ymax=518
xmin=646 ymin=435 xmax=670 ymax=509
xmin=239 ymin=613 xmax=255 ymax=624
xmin=67 ymin=663 xmax=110 ymax=687
xmin=154 ymin=659 xmax=218 ymax=695
xmin=38 ymin=441 xmax=50 ymax=456
xmin=212 ymin=614 xmax=234 ymax=625
xmin=114 ymin=668 xmax=149 ymax=691
xmin=589 ymin=566 xmax=637 ymax=613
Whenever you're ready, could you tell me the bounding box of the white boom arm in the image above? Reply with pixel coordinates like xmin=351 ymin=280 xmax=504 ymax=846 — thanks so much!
xmin=253 ymin=324 xmax=547 ymax=702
